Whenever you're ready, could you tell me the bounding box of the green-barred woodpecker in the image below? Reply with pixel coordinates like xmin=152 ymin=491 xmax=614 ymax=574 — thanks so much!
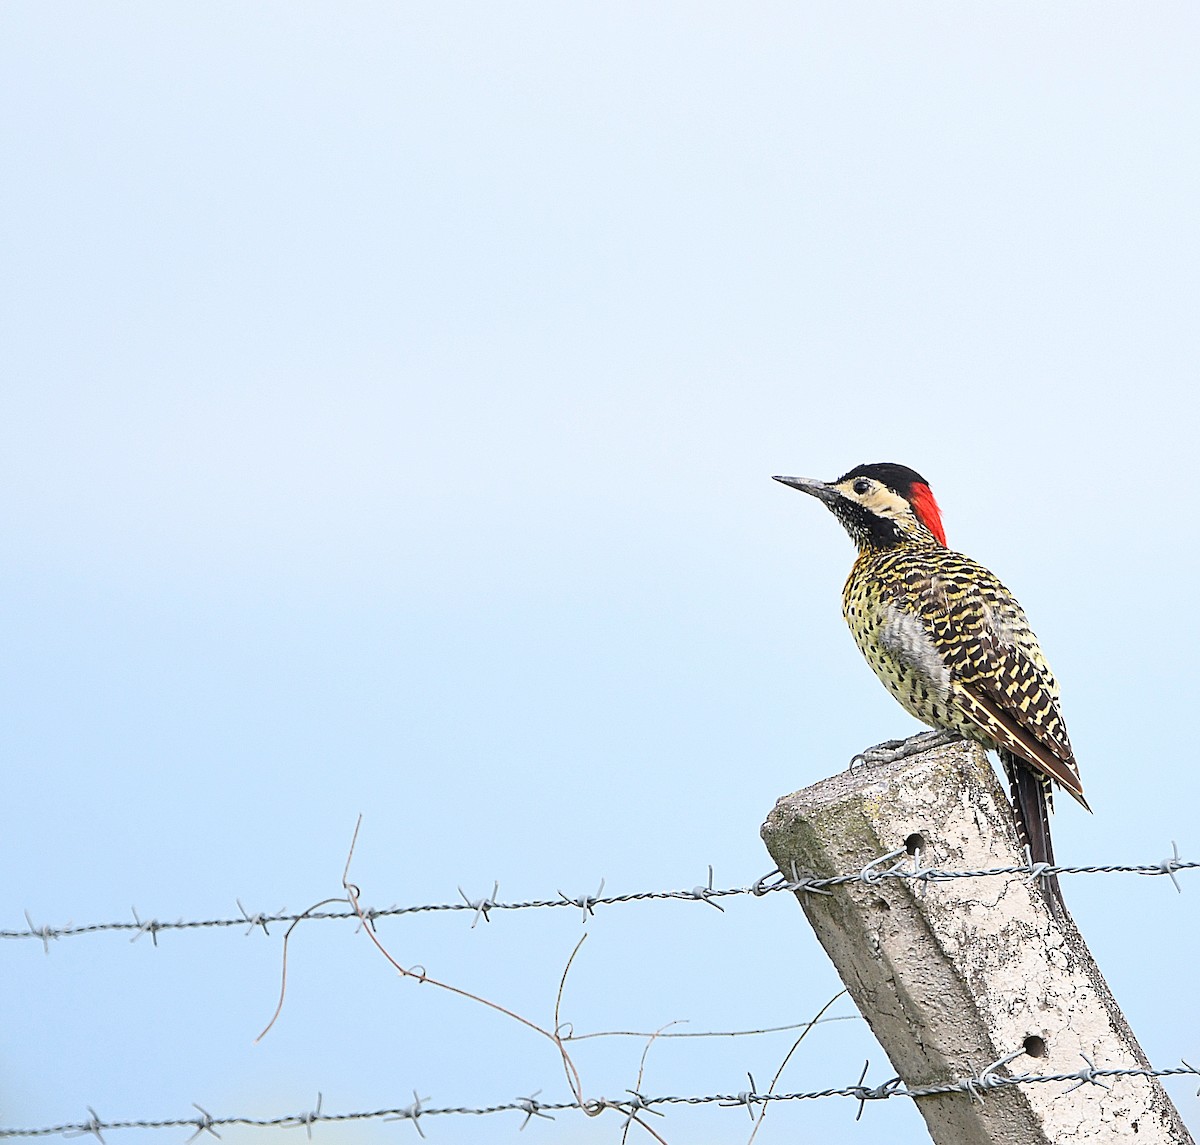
xmin=775 ymin=462 xmax=1089 ymax=907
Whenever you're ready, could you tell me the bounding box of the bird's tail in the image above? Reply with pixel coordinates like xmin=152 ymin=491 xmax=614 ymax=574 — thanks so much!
xmin=1001 ymin=748 xmax=1065 ymax=914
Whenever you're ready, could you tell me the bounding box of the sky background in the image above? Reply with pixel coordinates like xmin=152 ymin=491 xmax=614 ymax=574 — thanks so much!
xmin=2 ymin=4 xmax=1198 ymax=1143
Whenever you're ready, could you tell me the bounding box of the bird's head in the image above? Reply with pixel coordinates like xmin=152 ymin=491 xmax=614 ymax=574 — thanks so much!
xmin=773 ymin=462 xmax=947 ymax=550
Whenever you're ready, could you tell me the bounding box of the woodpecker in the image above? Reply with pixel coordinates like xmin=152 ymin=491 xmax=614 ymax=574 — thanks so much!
xmin=774 ymin=462 xmax=1089 ymax=908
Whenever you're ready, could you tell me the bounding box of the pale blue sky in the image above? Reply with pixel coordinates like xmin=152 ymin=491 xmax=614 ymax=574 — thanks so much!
xmin=2 ymin=4 xmax=1197 ymax=1142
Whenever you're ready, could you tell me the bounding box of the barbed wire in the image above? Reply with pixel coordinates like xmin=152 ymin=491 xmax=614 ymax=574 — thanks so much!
xmin=2 ymin=1054 xmax=1195 ymax=1140
xmin=4 ymin=844 xmax=1192 ymax=950
xmin=5 ymin=845 xmax=1195 ymax=1142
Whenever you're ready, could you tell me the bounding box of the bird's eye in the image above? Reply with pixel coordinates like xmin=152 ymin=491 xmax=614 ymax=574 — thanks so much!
xmin=852 ymin=478 xmax=871 ymax=495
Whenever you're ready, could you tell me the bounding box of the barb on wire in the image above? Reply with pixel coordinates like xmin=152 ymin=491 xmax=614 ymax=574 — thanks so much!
xmin=620 ymin=1090 xmax=664 ymax=1128
xmin=516 ymin=1091 xmax=554 ymax=1131
xmin=185 ymin=1105 xmax=220 ymax=1143
xmin=1158 ymin=841 xmax=1185 ymax=893
xmin=458 ymin=882 xmax=499 ymax=928
xmin=718 ymin=1074 xmax=761 ymax=1120
xmin=284 ymin=1094 xmax=322 ymax=1140
xmin=688 ymin=865 xmax=726 ymax=911
xmin=236 ymin=900 xmax=275 ymax=937
xmin=384 ymin=1093 xmax=429 ymax=1139
xmin=5 ymin=846 xmax=1196 ymax=947
xmin=1062 ymin=1054 xmax=1109 ymax=1095
xmin=22 ymin=911 xmax=57 ymax=955
xmin=130 ymin=907 xmax=171 ymax=947
xmin=60 ymin=1107 xmax=105 ymax=1144
xmin=557 ymin=879 xmax=605 ymax=922
xmin=850 ymin=1060 xmax=904 ymax=1121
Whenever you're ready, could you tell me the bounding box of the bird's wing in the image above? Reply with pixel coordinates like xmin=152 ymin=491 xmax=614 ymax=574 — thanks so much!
xmin=957 ymin=685 xmax=1087 ymax=808
xmin=904 ymin=558 xmax=1089 ymax=810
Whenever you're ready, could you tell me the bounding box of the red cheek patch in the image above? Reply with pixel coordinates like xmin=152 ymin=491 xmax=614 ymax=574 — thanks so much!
xmin=909 ymin=482 xmax=946 ymax=546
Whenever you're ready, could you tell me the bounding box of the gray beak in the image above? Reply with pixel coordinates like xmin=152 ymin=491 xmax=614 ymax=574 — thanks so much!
xmin=772 ymin=475 xmax=842 ymax=505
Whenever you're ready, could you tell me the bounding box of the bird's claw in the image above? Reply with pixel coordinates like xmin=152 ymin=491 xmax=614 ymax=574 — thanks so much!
xmin=850 ymin=730 xmax=962 ymax=769
xmin=851 ymin=738 xmax=910 ymax=768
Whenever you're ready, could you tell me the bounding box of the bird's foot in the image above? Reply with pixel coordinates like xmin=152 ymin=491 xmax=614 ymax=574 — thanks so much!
xmin=850 ymin=730 xmax=962 ymax=769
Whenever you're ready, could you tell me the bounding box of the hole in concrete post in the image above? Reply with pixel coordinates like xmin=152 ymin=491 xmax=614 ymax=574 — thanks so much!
xmin=904 ymin=833 xmax=925 ymax=856
xmin=1023 ymin=1035 xmax=1047 ymax=1058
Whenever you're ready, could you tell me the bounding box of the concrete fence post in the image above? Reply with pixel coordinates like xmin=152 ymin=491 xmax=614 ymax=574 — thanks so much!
xmin=760 ymin=739 xmax=1192 ymax=1144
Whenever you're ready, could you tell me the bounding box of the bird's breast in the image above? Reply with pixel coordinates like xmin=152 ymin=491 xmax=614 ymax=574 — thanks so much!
xmin=842 ymin=551 xmax=959 ymax=724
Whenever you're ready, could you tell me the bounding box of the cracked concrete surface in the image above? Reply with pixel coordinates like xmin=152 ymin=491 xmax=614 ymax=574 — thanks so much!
xmin=761 ymin=740 xmax=1193 ymax=1144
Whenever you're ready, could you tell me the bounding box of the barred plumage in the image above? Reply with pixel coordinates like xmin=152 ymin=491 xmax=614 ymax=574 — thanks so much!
xmin=775 ymin=462 xmax=1089 ymax=909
